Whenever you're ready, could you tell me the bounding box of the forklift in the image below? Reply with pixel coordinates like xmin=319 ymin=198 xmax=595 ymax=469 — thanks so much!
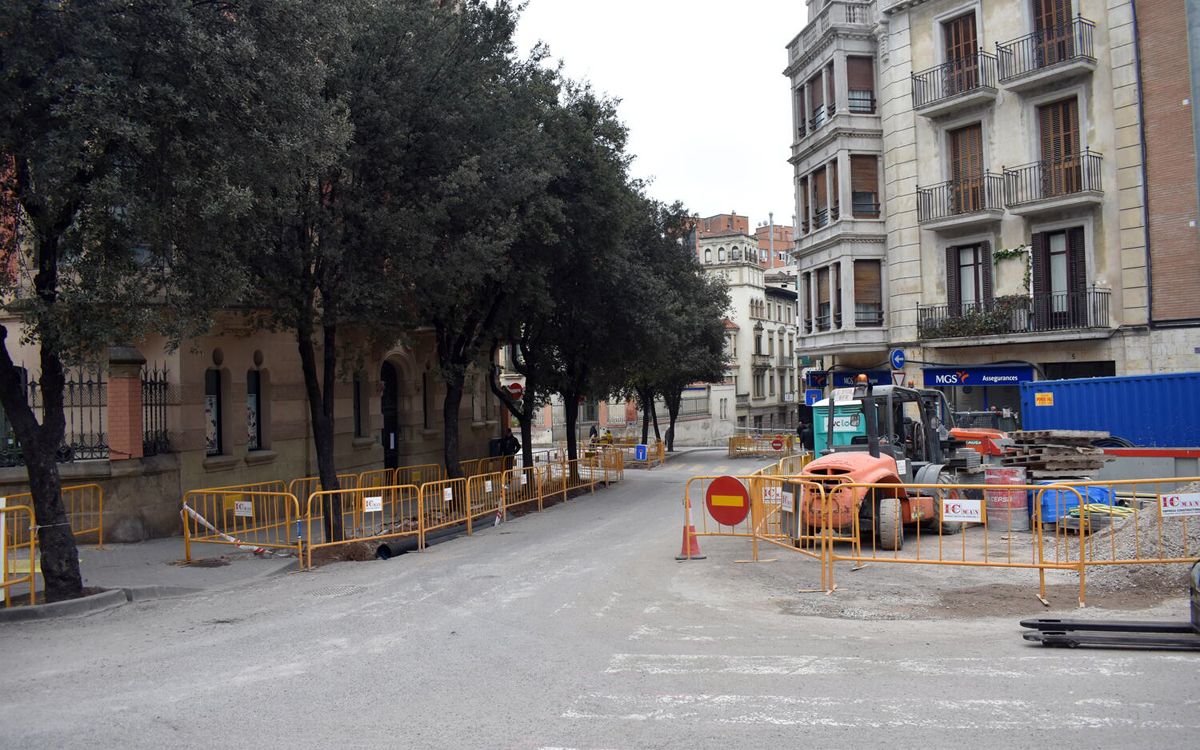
xmin=800 ymin=374 xmax=979 ymax=550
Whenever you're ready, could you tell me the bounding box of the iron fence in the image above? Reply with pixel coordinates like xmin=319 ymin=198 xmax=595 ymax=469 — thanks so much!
xmin=912 ymin=51 xmax=998 ymax=109
xmin=916 ymin=173 xmax=1004 ymax=223
xmin=1 ymin=367 xmax=108 ymax=467
xmin=142 ymin=365 xmax=171 ymax=456
xmin=996 ymin=17 xmax=1096 ymax=82
xmin=1004 ymin=150 xmax=1104 ymax=206
xmin=918 ymin=288 xmax=1111 ymax=339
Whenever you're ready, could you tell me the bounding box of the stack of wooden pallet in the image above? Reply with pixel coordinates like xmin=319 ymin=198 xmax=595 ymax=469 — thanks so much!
xmin=1002 ymin=430 xmax=1114 ymax=479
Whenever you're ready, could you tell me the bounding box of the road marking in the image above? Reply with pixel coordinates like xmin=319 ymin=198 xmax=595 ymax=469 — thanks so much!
xmin=563 ymin=693 xmax=1200 ymax=729
xmin=627 ymin=624 xmax=875 ymax=643
xmin=604 ymin=653 xmax=1180 ymax=678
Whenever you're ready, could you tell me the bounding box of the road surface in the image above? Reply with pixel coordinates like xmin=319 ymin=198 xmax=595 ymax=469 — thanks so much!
xmin=1 ymin=450 xmax=1197 ymax=748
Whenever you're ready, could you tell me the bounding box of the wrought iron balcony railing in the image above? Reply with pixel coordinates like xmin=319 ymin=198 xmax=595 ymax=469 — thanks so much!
xmin=917 ymin=289 xmax=1110 ymax=340
xmin=916 ymin=173 xmax=1004 ymax=224
xmin=1004 ymin=150 xmax=1103 ymax=207
xmin=912 ymin=51 xmax=998 ymax=110
xmin=997 ymin=17 xmax=1096 ymax=82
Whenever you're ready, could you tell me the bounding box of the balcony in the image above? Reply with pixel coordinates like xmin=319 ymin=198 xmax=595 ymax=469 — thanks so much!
xmin=1004 ymin=150 xmax=1103 ymax=216
xmin=916 ymin=173 xmax=1005 ymax=231
xmin=917 ymin=289 xmax=1110 ymax=342
xmin=786 ymin=2 xmax=875 ymax=68
xmin=911 ymin=51 xmax=999 ymax=118
xmin=751 ymin=354 xmax=772 ymax=369
xmin=855 ymin=306 xmax=884 ymax=328
xmin=736 ymin=393 xmax=750 ymax=408
xmin=997 ymin=17 xmax=1096 ymax=93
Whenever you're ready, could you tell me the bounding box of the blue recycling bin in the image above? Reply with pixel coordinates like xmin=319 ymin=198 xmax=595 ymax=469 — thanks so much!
xmin=635 ymin=444 xmax=648 ymax=461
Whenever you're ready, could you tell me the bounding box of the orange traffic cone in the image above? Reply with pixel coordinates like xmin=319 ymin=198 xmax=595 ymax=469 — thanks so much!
xmin=675 ymin=525 xmax=706 ymax=561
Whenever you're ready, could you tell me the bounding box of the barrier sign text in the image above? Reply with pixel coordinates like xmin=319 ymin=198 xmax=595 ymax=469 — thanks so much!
xmin=1160 ymin=493 xmax=1200 ymax=518
xmin=363 ymin=496 xmax=383 ymax=513
xmin=941 ymin=497 xmax=984 ymax=523
xmin=233 ymin=500 xmax=254 ymax=518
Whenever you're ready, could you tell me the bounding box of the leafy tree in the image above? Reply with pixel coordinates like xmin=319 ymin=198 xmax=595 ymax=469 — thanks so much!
xmin=0 ymin=0 xmax=338 ymax=600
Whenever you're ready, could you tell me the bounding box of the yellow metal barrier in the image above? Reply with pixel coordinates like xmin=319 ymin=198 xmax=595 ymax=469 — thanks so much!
xmin=1 ymin=503 xmax=37 ymax=606
xmin=467 ymin=472 xmax=506 ymax=523
xmin=287 ymin=473 xmax=360 ymax=507
xmin=396 ymin=463 xmax=445 ymax=486
xmin=728 ymin=435 xmax=795 ymax=459
xmin=502 ymin=466 xmax=544 ymax=512
xmin=3 ymin=483 xmax=105 ymax=547
xmin=305 ymin=484 xmax=422 ymax=568
xmin=421 ymin=478 xmax=470 ymax=535
xmin=182 ymin=489 xmax=302 ymax=563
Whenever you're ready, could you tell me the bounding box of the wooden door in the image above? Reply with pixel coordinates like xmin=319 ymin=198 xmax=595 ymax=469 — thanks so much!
xmin=1039 ymin=98 xmax=1080 ymax=197
xmin=943 ymin=12 xmax=978 ymax=94
xmin=1033 ymin=0 xmax=1072 ymax=65
xmin=950 ymin=123 xmax=984 ymax=212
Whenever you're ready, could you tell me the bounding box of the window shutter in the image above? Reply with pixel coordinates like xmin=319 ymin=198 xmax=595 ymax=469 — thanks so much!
xmin=830 ymin=161 xmax=839 ymax=213
xmin=1067 ymin=227 xmax=1086 ymax=325
xmin=854 ymin=260 xmax=882 ymax=304
xmin=813 ymin=167 xmax=827 ymax=209
xmin=826 ymin=63 xmax=835 ymax=106
xmin=810 ymin=76 xmax=823 ymax=108
xmin=946 ymin=245 xmax=961 ymax=313
xmin=847 ymin=57 xmax=874 ymax=91
xmin=981 ymin=240 xmax=994 ymax=304
xmin=1031 ymin=232 xmax=1050 ymax=326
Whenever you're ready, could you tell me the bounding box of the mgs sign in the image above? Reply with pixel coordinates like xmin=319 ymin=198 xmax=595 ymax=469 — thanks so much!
xmin=1160 ymin=493 xmax=1200 ymax=518
xmin=923 ymin=366 xmax=1034 ymax=387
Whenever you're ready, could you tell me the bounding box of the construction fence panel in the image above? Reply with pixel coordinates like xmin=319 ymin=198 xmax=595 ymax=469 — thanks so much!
xmin=3 ymin=483 xmax=105 ymax=547
xmin=563 ymin=458 xmax=601 ymax=494
xmin=1036 ymin=477 xmax=1200 ymax=602
xmin=287 ymin=473 xmax=360 ymax=510
xmin=541 ymin=460 xmax=570 ymax=505
xmin=305 ymin=485 xmax=422 ymax=568
xmin=182 ymin=490 xmax=302 ymax=563
xmin=420 ymin=478 xmax=470 ymax=535
xmin=1 ymin=504 xmax=37 ymax=606
xmin=396 ymin=463 xmax=445 ymax=487
xmin=467 ymin=472 xmax=506 ymax=523
xmin=502 ymin=466 xmax=543 ymax=512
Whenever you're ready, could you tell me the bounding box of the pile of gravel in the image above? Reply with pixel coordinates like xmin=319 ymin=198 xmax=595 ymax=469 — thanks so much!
xmin=1083 ymin=481 xmax=1200 ymax=593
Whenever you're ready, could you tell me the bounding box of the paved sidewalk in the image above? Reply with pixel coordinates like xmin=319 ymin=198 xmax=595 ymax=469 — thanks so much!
xmin=78 ymin=537 xmax=295 ymax=593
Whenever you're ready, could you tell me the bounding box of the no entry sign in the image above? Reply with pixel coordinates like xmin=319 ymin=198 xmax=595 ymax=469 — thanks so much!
xmin=507 ymin=382 xmax=524 ymax=399
xmin=771 ymin=438 xmax=784 ymax=450
xmin=706 ymin=475 xmax=750 ymax=527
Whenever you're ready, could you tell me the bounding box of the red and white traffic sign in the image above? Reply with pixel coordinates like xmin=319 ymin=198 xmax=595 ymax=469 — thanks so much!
xmin=706 ymin=475 xmax=750 ymax=527
xmin=771 ymin=438 xmax=784 ymax=450
xmin=507 ymin=382 xmax=524 ymax=399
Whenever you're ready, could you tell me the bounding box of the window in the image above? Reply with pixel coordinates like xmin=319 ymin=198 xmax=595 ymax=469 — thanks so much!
xmin=949 ymin=123 xmax=984 ymax=213
xmin=246 ymin=370 xmax=262 ymax=451
xmin=754 ymin=373 xmax=765 ymax=398
xmin=945 ymin=243 xmax=993 ymax=312
xmin=769 ymin=374 xmax=776 ymax=396
xmin=851 ymin=156 xmax=879 ymax=218
xmin=812 ymin=166 xmax=828 ymax=227
xmin=1039 ymin=98 xmax=1081 ymax=196
xmin=816 ymin=267 xmax=831 ymax=330
xmin=704 ymin=248 xmax=711 ymax=263
xmin=854 ymin=260 xmax=883 ymax=327
xmin=847 ymin=56 xmax=876 ymax=113
xmin=204 ymin=369 xmax=222 ymax=456
xmin=833 ymin=264 xmax=842 ymax=327
xmin=1032 ymin=227 xmax=1086 ymax=326
xmin=718 ymin=247 xmax=726 ymax=262
xmin=943 ymin=12 xmax=980 ymax=94
xmin=1034 ymin=0 xmax=1074 ymax=67
xmin=808 ymin=72 xmax=825 ymax=128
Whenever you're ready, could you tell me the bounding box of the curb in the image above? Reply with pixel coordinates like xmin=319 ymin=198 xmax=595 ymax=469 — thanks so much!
xmin=0 ymin=588 xmax=127 ymax=624
xmin=121 ymin=585 xmax=203 ymax=602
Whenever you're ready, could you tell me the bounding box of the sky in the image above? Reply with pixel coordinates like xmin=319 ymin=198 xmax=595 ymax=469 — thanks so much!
xmin=513 ymin=0 xmax=809 ymax=230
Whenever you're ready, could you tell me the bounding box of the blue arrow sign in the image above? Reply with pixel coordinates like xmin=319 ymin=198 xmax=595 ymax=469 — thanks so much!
xmin=890 ymin=349 xmax=906 ymax=370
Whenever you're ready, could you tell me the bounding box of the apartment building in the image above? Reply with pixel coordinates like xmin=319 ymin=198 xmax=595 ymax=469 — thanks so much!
xmin=699 ymin=232 xmax=801 ymax=428
xmin=785 ymin=1 xmax=890 ymax=373
xmin=787 ymin=0 xmax=1199 ymax=417
xmin=686 ymin=212 xmax=798 ymax=272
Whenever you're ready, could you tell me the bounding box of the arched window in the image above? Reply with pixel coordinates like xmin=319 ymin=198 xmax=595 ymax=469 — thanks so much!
xmin=246 ymin=370 xmax=262 ymax=451
xmin=204 ymin=369 xmax=224 ymax=456
xmin=718 ymin=247 xmax=726 ymax=262
xmin=704 ymin=248 xmax=712 ymax=263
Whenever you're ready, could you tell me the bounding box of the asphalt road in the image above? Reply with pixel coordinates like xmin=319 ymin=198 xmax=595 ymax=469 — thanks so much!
xmin=2 ymin=449 xmax=1197 ymax=749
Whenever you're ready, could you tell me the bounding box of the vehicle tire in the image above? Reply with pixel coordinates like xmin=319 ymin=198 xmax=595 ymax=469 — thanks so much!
xmin=922 ymin=471 xmax=964 ymax=535
xmin=877 ymin=496 xmax=904 ymax=551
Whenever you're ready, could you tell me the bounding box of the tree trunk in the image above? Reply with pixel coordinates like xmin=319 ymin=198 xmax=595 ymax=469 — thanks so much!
xmin=442 ymin=374 xmax=465 ymax=478
xmin=637 ymin=386 xmax=652 ymax=445
xmin=664 ymin=388 xmax=682 ymax=452
xmin=296 ymin=321 xmax=342 ymax=543
xmin=0 ymin=330 xmax=83 ymax=602
xmin=650 ymin=397 xmax=662 ymax=442
xmin=488 ymin=362 xmax=535 ymax=469
xmin=564 ymin=391 xmax=580 ymax=463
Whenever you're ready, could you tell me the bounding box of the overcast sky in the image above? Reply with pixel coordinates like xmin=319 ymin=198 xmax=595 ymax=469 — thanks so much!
xmin=513 ymin=0 xmax=809 ymax=230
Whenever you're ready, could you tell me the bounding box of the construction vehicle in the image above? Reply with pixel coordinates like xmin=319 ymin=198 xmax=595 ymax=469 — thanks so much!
xmin=800 ymin=375 xmax=980 ymax=551
xmin=949 ymin=410 xmax=1015 ymax=459
xmin=1020 ymin=562 xmax=1200 ymax=650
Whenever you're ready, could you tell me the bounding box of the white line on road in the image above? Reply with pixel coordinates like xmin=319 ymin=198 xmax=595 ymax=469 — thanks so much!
xmin=563 ymin=693 xmax=1200 ymax=730
xmin=604 ymin=653 xmax=1189 ymax=678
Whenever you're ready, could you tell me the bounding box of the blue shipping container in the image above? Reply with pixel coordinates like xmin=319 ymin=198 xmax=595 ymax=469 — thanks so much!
xmin=1019 ymin=371 xmax=1200 ymax=448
